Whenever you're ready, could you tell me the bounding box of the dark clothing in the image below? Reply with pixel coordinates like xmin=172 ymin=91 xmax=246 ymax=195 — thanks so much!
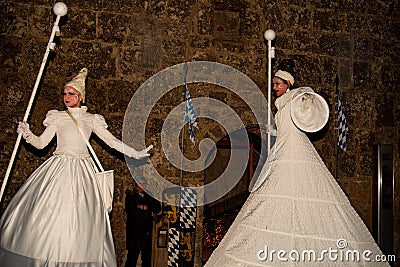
xmin=125 ymin=189 xmax=161 ymax=267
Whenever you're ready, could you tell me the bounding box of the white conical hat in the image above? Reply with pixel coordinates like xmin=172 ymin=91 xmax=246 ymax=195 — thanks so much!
xmin=290 ymin=91 xmax=329 ymax=132
xmin=65 ymin=68 xmax=88 ymax=102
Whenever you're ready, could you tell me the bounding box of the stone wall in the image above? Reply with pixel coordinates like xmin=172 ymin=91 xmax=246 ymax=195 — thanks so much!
xmin=1 ymin=0 xmax=399 ymax=266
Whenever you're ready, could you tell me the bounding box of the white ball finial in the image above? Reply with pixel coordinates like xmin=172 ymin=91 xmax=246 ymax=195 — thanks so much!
xmin=264 ymin=29 xmax=276 ymax=41
xmin=53 ymin=2 xmax=68 ymax=17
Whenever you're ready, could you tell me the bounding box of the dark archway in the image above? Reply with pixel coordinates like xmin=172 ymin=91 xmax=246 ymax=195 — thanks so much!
xmin=201 ymin=126 xmax=264 ymax=263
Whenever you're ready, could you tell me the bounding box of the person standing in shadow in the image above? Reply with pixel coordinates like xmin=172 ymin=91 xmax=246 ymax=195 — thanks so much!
xmin=125 ymin=175 xmax=161 ymax=267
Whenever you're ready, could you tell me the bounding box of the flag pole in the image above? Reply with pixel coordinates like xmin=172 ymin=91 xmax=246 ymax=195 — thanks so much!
xmin=0 ymin=3 xmax=68 ymax=204
xmin=264 ymin=29 xmax=275 ymax=155
xmin=334 ymin=74 xmax=339 ymax=179
xmin=180 ymin=105 xmax=185 ymax=189
xmin=180 ymin=63 xmax=189 ymax=188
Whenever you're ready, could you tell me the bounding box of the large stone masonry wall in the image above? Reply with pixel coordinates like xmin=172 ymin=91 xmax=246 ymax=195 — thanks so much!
xmin=1 ymin=0 xmax=399 ymax=266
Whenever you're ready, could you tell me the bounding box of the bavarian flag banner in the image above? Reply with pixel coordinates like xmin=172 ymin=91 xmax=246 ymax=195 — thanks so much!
xmin=163 ymin=187 xmax=197 ymax=267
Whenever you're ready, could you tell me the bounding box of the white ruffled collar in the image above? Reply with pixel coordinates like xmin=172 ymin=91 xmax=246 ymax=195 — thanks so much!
xmin=67 ymin=106 xmax=88 ymax=114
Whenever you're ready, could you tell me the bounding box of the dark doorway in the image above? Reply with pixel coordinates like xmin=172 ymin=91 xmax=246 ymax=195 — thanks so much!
xmin=201 ymin=126 xmax=264 ymax=264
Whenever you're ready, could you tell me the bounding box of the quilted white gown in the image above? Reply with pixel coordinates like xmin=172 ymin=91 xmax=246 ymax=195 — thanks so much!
xmin=0 ymin=107 xmax=136 ymax=267
xmin=205 ymin=89 xmax=389 ymax=266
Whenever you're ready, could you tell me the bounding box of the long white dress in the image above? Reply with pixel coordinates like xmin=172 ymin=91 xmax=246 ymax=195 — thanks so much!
xmin=0 ymin=107 xmax=135 ymax=267
xmin=205 ymin=89 xmax=389 ymax=266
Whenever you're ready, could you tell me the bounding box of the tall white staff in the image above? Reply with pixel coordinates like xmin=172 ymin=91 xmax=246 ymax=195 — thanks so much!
xmin=0 ymin=2 xmax=68 ymax=203
xmin=264 ymin=29 xmax=276 ymax=154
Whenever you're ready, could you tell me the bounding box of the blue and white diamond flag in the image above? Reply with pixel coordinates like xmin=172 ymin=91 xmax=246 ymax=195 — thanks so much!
xmin=337 ymin=96 xmax=348 ymax=151
xmin=183 ymin=65 xmax=198 ymax=143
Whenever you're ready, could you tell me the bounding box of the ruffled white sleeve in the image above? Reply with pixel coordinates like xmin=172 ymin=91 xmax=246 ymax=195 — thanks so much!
xmin=92 ymin=114 xmax=143 ymax=159
xmin=26 ymin=110 xmax=58 ymax=149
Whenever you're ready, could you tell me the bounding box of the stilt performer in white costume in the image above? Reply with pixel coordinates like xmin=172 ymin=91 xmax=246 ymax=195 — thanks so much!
xmin=0 ymin=67 xmax=152 ymax=266
xmin=205 ymin=33 xmax=389 ymax=266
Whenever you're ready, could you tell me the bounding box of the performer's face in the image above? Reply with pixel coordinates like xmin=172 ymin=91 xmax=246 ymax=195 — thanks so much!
xmin=63 ymin=86 xmax=83 ymax=108
xmin=273 ymin=77 xmax=289 ymax=97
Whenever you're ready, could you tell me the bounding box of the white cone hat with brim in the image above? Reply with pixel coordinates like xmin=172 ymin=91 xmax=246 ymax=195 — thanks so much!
xmin=290 ymin=91 xmax=329 ymax=132
xmin=65 ymin=68 xmax=88 ymax=102
xmin=274 ymin=70 xmax=294 ymax=86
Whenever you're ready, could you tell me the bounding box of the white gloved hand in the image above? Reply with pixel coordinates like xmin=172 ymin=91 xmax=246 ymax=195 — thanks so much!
xmin=301 ymin=93 xmax=315 ymax=109
xmin=265 ymin=124 xmax=275 ymax=133
xmin=263 ymin=124 xmax=277 ymax=136
xmin=131 ymin=145 xmax=153 ymax=159
xmin=17 ymin=121 xmax=32 ymax=139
